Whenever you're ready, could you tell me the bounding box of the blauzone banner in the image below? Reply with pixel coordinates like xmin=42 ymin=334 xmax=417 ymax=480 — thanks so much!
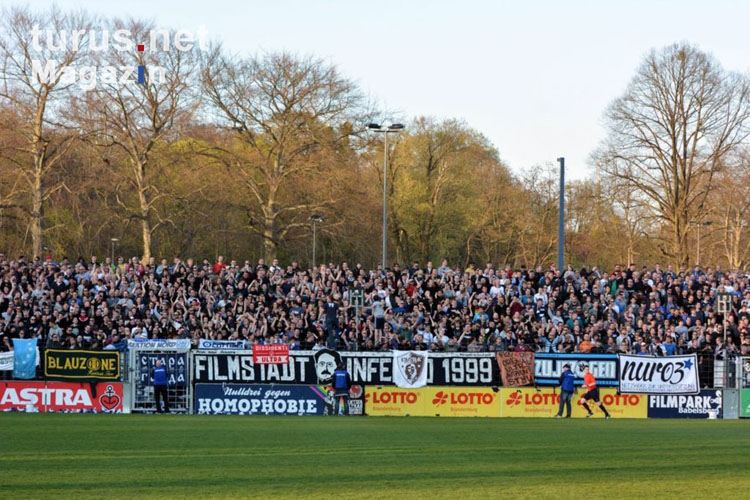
xmin=534 ymin=354 xmax=619 ymax=386
xmin=13 ymin=339 xmax=39 ymax=380
xmin=647 ymin=389 xmax=723 ymax=418
xmin=618 ymin=354 xmax=700 ymax=395
xmin=194 ymin=383 xmax=365 ymax=416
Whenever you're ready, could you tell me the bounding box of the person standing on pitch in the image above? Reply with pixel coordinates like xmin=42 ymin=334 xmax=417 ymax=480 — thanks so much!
xmin=151 ymin=359 xmax=170 ymax=414
xmin=580 ymin=364 xmax=610 ymax=419
xmin=332 ymin=362 xmax=352 ymax=416
xmin=555 ymin=363 xmax=575 ymax=418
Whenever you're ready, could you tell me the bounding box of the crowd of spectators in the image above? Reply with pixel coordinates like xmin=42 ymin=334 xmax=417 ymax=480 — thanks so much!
xmin=2 ymin=252 xmax=750 ymax=369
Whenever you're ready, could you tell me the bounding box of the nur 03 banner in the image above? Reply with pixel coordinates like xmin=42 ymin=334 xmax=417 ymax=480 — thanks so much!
xmin=618 ymin=354 xmax=699 ymax=395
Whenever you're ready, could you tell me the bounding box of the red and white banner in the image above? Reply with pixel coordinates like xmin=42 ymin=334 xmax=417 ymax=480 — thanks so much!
xmin=0 ymin=381 xmax=123 ymax=413
xmin=252 ymin=344 xmax=290 ymax=365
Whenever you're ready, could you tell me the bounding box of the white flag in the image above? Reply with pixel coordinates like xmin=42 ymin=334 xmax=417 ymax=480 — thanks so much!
xmin=393 ymin=351 xmax=429 ymax=388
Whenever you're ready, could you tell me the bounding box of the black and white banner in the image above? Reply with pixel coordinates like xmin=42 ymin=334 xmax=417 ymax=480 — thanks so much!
xmin=0 ymin=351 xmax=13 ymax=371
xmin=618 ymin=354 xmax=700 ymax=395
xmin=193 ymin=350 xmax=498 ymax=386
xmin=136 ymin=352 xmax=189 ymax=387
xmin=198 ymin=339 xmax=247 ymax=350
xmin=128 ymin=339 xmax=192 ymax=350
xmin=534 ymin=354 xmax=618 ymax=386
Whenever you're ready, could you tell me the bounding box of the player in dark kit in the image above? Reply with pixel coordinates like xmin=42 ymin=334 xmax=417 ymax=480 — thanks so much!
xmin=580 ymin=364 xmax=610 ymax=419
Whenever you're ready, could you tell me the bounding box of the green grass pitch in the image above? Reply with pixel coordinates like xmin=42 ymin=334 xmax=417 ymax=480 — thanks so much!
xmin=2 ymin=414 xmax=748 ymax=499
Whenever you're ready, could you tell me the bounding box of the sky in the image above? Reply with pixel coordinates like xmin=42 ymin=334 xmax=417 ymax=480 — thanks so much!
xmin=5 ymin=0 xmax=750 ymax=180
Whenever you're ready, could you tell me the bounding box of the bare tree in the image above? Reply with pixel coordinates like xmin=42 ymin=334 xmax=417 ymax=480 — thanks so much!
xmin=78 ymin=19 xmax=200 ymax=261
xmin=713 ymin=149 xmax=750 ymax=270
xmin=201 ymin=50 xmax=367 ymax=261
xmin=597 ymin=43 xmax=750 ymax=266
xmin=0 ymin=6 xmax=92 ymax=258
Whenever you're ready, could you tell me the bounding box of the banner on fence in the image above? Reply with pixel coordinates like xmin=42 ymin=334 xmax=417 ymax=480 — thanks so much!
xmin=252 ymin=344 xmax=290 ymax=365
xmin=136 ymin=352 xmax=188 ymax=387
xmin=194 ymin=383 xmax=364 ymax=416
xmin=496 ymin=352 xmax=535 ymax=387
xmin=44 ymin=349 xmax=120 ymax=381
xmin=193 ymin=350 xmax=498 ymax=386
xmin=618 ymin=354 xmax=699 ymax=395
xmin=392 ymin=351 xmax=429 ymax=388
xmin=128 ymin=339 xmax=192 ymax=350
xmin=648 ymin=389 xmax=723 ymax=418
xmin=0 ymin=351 xmax=13 ymax=371
xmin=198 ymin=339 xmax=247 ymax=350
xmin=499 ymin=387 xmax=647 ymax=418
xmin=0 ymin=381 xmax=123 ymax=413
xmin=365 ymin=386 xmax=500 ymax=417
xmin=12 ymin=339 xmax=39 ymax=379
xmin=534 ymin=354 xmax=618 ymax=386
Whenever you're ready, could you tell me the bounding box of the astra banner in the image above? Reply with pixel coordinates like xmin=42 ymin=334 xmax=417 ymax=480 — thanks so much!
xmin=618 ymin=354 xmax=700 ymax=395
xmin=0 ymin=381 xmax=123 ymax=413
xmin=193 ymin=350 xmax=499 ymax=386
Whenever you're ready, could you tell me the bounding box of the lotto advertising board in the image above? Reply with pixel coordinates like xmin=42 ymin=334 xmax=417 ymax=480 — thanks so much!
xmin=194 ymin=383 xmax=365 ymax=416
xmin=647 ymin=389 xmax=723 ymax=418
xmin=0 ymin=381 xmax=123 ymax=413
xmin=499 ymin=387 xmax=647 ymax=418
xmin=365 ymin=386 xmax=500 ymax=417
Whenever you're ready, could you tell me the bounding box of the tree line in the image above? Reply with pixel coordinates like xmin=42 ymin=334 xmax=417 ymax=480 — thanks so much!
xmin=1 ymin=7 xmax=749 ymax=270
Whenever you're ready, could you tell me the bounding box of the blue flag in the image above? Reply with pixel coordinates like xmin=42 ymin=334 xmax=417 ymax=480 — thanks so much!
xmin=13 ymin=338 xmax=38 ymax=379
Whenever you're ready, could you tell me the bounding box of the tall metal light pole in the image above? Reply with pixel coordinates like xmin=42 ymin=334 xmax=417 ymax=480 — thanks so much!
xmin=557 ymin=157 xmax=565 ymax=272
xmin=310 ymin=214 xmax=325 ymax=270
xmin=689 ymin=220 xmax=712 ymax=265
xmin=368 ymin=122 xmax=405 ymax=273
xmin=110 ymin=238 xmax=120 ymax=266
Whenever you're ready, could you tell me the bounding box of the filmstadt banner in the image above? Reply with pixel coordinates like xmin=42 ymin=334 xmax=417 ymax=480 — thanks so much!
xmin=193 ymin=350 xmax=499 ymax=386
xmin=618 ymin=354 xmax=700 ymax=395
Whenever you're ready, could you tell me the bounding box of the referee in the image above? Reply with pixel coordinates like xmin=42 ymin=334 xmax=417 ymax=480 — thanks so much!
xmin=580 ymin=364 xmax=610 ymax=419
